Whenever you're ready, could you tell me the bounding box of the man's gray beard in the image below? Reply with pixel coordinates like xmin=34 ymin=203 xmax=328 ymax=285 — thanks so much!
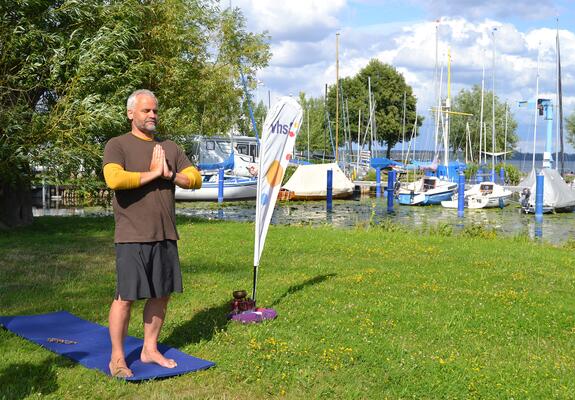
xmin=138 ymin=122 xmax=157 ymax=135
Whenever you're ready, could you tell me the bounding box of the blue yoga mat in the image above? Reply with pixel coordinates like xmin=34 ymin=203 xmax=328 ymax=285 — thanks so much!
xmin=0 ymin=311 xmax=215 ymax=381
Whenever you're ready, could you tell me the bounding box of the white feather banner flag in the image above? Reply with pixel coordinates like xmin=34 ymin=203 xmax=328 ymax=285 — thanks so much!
xmin=252 ymin=96 xmax=303 ymax=301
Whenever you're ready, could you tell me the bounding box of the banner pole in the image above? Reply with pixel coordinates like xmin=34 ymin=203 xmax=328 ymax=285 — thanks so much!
xmin=252 ymin=265 xmax=259 ymax=305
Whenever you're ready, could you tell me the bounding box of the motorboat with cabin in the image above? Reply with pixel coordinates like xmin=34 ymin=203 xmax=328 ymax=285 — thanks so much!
xmin=397 ymin=176 xmax=457 ymax=206
xmin=441 ymin=181 xmax=512 ymax=209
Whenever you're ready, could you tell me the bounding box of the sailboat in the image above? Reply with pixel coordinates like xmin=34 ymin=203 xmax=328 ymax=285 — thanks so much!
xmin=175 ymin=173 xmax=258 ymax=201
xmin=519 ymin=168 xmax=575 ymax=213
xmin=398 ymin=176 xmax=457 ymax=205
xmin=441 ymin=181 xmax=512 ymax=209
xmin=518 ymin=23 xmax=575 ymax=214
xmin=175 ymin=135 xmax=258 ymax=201
xmin=443 ymin=32 xmax=512 ymax=210
xmin=397 ymin=46 xmax=458 ymax=206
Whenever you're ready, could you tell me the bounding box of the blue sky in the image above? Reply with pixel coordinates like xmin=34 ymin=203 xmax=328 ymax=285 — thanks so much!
xmin=232 ymin=0 xmax=575 ymax=155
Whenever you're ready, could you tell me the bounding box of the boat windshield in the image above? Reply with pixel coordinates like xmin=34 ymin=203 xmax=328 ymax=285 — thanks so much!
xmin=480 ymin=184 xmax=493 ymax=194
xmin=423 ymin=179 xmax=436 ymax=190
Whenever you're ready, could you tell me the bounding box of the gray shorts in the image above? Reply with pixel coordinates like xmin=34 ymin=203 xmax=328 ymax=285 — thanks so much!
xmin=115 ymin=240 xmax=183 ymax=301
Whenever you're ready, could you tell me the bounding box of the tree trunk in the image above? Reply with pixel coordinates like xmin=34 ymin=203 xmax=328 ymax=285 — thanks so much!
xmin=0 ymin=182 xmax=33 ymax=229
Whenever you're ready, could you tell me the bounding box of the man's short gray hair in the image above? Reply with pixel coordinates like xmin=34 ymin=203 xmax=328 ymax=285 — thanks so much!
xmin=126 ymin=89 xmax=158 ymax=110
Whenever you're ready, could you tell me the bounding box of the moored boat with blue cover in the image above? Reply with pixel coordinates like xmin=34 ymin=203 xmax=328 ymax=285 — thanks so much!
xmin=397 ymin=176 xmax=457 ymax=205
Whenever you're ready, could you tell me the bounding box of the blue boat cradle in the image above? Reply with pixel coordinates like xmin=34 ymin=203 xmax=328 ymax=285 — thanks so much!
xmin=198 ymin=152 xmax=235 ymax=171
xmin=370 ymin=157 xmax=403 ymax=170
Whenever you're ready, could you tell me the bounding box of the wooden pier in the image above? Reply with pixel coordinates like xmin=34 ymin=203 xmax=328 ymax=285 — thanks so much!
xmin=353 ymin=181 xmax=388 ymax=196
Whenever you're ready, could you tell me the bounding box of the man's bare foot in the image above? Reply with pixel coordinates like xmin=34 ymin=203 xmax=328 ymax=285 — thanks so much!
xmin=140 ymin=348 xmax=178 ymax=368
xmin=109 ymin=358 xmax=133 ymax=378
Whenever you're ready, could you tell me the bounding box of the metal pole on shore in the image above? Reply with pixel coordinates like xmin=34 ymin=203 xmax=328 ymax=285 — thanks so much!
xmin=387 ymin=170 xmax=395 ymax=213
xmin=535 ymin=173 xmax=544 ymax=222
xmin=218 ymin=168 xmax=224 ymax=204
xmin=457 ymin=174 xmax=465 ymax=218
xmin=326 ymin=169 xmax=333 ymax=212
xmin=376 ymin=168 xmax=381 ymax=198
xmin=42 ymin=176 xmax=46 ymax=209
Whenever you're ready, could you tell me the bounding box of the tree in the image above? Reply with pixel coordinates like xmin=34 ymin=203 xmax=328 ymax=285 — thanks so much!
xmin=565 ymin=112 xmax=575 ymax=149
xmin=237 ymin=99 xmax=267 ymax=137
xmin=326 ymin=59 xmax=422 ymax=158
xmin=449 ymin=85 xmax=518 ymax=162
xmin=0 ymin=0 xmax=270 ymax=227
xmin=297 ymin=92 xmax=329 ymax=158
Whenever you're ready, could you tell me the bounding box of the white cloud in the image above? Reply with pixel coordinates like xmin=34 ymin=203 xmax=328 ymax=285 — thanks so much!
xmin=270 ymin=40 xmax=332 ymax=68
xmin=232 ymin=0 xmax=346 ymax=42
xmin=236 ymin=1 xmax=575 ymax=152
xmin=412 ymin=0 xmax=557 ymax=21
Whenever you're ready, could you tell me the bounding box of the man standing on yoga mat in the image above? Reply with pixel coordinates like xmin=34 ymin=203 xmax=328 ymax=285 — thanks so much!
xmin=103 ymin=89 xmax=201 ymax=378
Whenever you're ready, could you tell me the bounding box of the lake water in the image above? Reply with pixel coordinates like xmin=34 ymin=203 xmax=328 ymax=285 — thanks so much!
xmin=34 ymin=196 xmax=575 ymax=245
xmin=172 ymin=198 xmax=575 ymax=245
xmin=505 ymin=159 xmax=575 ymax=174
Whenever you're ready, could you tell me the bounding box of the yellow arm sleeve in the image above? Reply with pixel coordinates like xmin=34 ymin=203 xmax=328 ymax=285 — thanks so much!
xmin=180 ymin=166 xmax=202 ymax=189
xmin=103 ymin=163 xmax=141 ymax=190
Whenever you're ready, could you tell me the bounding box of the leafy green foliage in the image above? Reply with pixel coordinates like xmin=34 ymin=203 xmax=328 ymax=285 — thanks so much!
xmin=0 ymin=0 xmax=270 ymax=190
xmin=450 ymin=85 xmax=518 ymax=158
xmin=565 ymin=111 xmax=575 ymax=149
xmin=463 ymin=162 xmax=520 ymax=185
xmin=296 ymin=92 xmax=331 ymax=156
xmin=499 ymin=162 xmax=521 ymax=185
xmin=464 ymin=162 xmax=479 ymax=180
xmin=326 ymin=59 xmax=423 ymax=157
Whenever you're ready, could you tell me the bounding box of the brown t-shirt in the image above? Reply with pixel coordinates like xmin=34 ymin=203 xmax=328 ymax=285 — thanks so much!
xmin=103 ymin=133 xmax=192 ymax=243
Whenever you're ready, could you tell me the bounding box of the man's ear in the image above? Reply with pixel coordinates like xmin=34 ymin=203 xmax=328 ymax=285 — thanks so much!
xmin=127 ymin=109 xmax=133 ymax=120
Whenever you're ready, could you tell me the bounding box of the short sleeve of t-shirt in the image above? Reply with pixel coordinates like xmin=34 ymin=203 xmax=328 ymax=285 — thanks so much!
xmin=103 ymin=137 xmax=125 ymax=168
xmin=174 ymin=143 xmax=192 ymax=173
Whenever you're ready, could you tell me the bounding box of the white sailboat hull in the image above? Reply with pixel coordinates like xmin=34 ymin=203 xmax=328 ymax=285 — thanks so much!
xmin=175 ymin=175 xmax=257 ymax=201
xmin=397 ymin=177 xmax=457 ymax=206
xmin=441 ymin=182 xmax=512 ymax=209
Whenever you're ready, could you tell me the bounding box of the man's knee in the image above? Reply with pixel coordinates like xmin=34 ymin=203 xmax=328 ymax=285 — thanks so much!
xmin=112 ymin=298 xmax=134 ymax=311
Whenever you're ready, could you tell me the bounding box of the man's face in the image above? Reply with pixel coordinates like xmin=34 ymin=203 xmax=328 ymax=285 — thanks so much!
xmin=128 ymin=94 xmax=158 ymax=134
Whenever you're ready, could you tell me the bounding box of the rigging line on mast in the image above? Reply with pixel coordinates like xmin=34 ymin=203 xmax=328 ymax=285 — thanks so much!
xmin=335 ymin=32 xmax=340 ymax=162
xmin=532 ymin=42 xmax=541 ymax=170
xmin=479 ymin=51 xmax=485 ymax=165
xmin=491 ymin=27 xmax=497 ymax=177
xmin=504 ymin=101 xmax=508 ymax=163
xmin=401 ymin=91 xmax=407 ymax=163
xmin=556 ymin=18 xmax=565 ymax=175
xmin=403 ymin=106 xmax=419 ymax=165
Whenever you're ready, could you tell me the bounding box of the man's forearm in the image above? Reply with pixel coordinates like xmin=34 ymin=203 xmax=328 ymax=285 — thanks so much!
xmin=176 ymin=166 xmax=202 ymax=189
xmin=140 ymin=170 xmax=163 ymax=186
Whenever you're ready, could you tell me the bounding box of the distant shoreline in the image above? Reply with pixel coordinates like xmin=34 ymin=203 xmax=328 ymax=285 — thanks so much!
xmin=387 ymin=150 xmax=575 ymax=162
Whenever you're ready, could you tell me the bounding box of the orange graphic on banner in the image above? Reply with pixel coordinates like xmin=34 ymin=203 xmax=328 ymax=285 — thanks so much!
xmin=266 ymin=160 xmax=284 ymax=187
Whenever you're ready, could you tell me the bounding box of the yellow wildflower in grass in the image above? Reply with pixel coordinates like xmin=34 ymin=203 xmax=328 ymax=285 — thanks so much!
xmin=249 ymin=337 xmax=261 ymax=350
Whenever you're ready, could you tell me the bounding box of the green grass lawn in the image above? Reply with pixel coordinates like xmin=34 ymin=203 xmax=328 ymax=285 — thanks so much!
xmin=1 ymin=216 xmax=574 ymax=399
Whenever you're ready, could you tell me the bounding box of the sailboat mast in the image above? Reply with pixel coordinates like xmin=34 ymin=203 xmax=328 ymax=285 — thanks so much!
xmin=532 ymin=43 xmax=540 ymax=170
xmin=465 ymin=121 xmax=470 ymax=163
xmin=401 ymin=91 xmax=406 ymax=163
xmin=556 ymin=19 xmax=565 ymax=176
xmin=433 ymin=21 xmax=441 ymax=157
xmin=368 ymin=76 xmax=373 ymax=154
xmin=479 ymin=54 xmax=485 ymax=165
xmin=434 ymin=20 xmax=439 ymax=117
xmin=491 ymin=28 xmax=497 ymax=179
xmin=356 ymin=108 xmax=361 ymax=171
xmin=444 ymin=48 xmax=451 ymax=169
xmin=307 ymin=105 xmax=310 ymax=161
xmin=504 ymin=102 xmax=508 ymax=163
xmin=335 ymin=33 xmax=340 ymax=163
